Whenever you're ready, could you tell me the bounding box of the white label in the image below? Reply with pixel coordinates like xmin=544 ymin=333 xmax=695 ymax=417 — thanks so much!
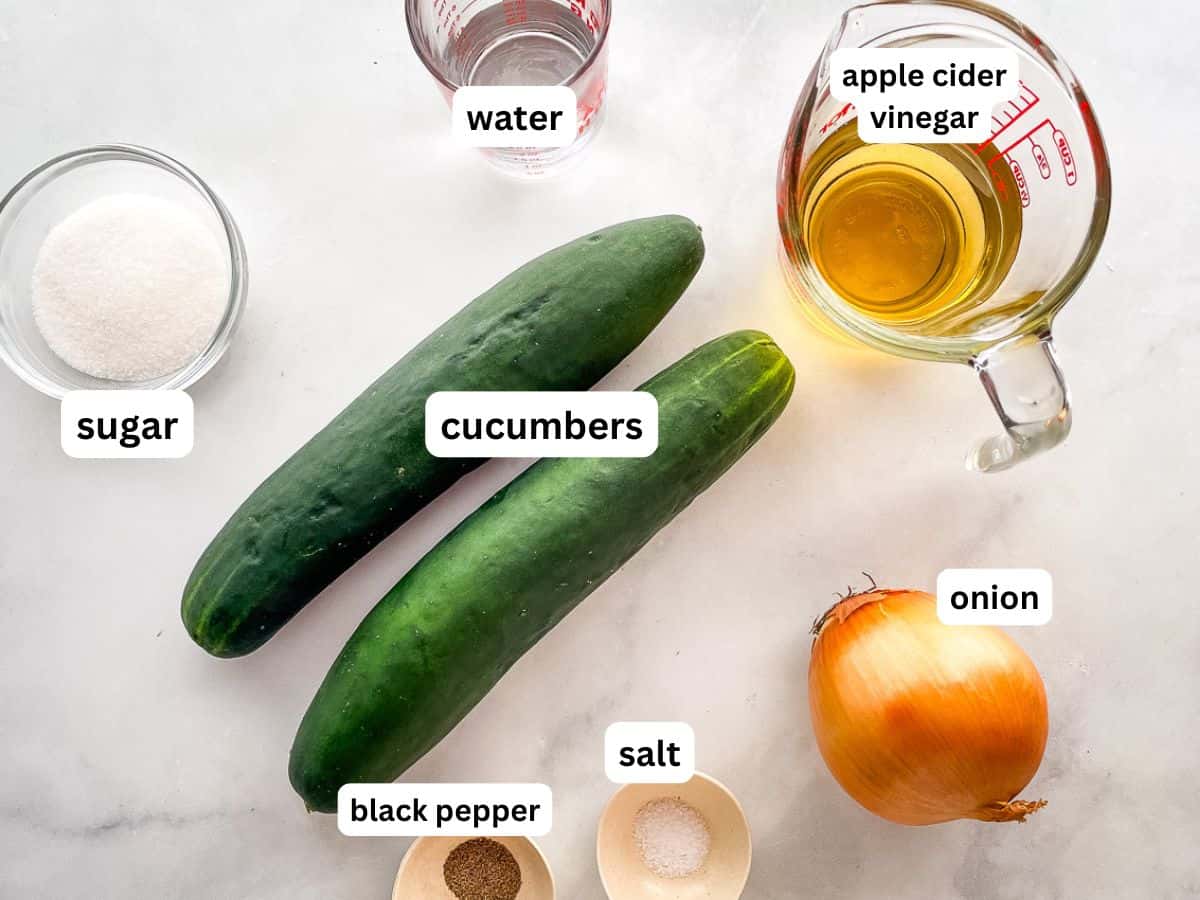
xmin=337 ymin=783 xmax=552 ymax=837
xmin=605 ymin=722 xmax=696 ymax=784
xmin=853 ymin=98 xmax=998 ymax=143
xmin=830 ymin=48 xmax=1019 ymax=142
xmin=937 ymin=568 xmax=1052 ymax=626
xmin=452 ymin=86 xmax=577 ymax=148
xmin=425 ymin=391 xmax=658 ymax=459
xmin=61 ymin=390 xmax=193 ymax=459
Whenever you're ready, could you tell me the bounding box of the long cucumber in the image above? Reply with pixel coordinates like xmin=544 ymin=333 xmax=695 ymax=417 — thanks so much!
xmin=289 ymin=330 xmax=795 ymax=812
xmin=182 ymin=216 xmax=704 ymax=657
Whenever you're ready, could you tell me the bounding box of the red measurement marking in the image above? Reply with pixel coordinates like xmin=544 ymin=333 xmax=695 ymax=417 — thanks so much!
xmin=1053 ymin=128 xmax=1077 ymax=185
xmin=977 ymin=81 xmax=1080 ymax=199
xmin=993 ymin=118 xmax=1048 ymax=157
xmin=985 ymin=116 xmax=1073 ymax=199
xmin=820 ymin=102 xmax=854 ymax=135
xmin=1007 ymin=156 xmax=1030 ymax=208
xmin=578 ymin=83 xmax=606 ymax=134
xmin=1031 ymin=140 xmax=1051 ymax=179
xmin=503 ymin=0 xmax=527 ymax=26
xmin=568 ymin=0 xmax=602 ymax=33
xmin=975 ymin=80 xmax=1040 ymax=154
xmin=435 ymin=1 xmax=463 ymax=38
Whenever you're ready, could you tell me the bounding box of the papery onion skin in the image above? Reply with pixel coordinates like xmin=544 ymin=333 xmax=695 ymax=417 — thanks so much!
xmin=809 ymin=589 xmax=1048 ymax=826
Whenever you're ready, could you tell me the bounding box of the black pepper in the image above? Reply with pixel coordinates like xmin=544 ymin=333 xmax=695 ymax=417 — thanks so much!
xmin=443 ymin=837 xmax=522 ymax=900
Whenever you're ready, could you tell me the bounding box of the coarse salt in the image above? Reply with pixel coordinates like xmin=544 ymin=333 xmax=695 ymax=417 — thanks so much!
xmin=633 ymin=796 xmax=712 ymax=879
xmin=32 ymin=193 xmax=227 ymax=382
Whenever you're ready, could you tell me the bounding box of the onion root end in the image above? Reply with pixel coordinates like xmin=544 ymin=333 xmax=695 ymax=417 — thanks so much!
xmin=971 ymin=799 xmax=1048 ymax=823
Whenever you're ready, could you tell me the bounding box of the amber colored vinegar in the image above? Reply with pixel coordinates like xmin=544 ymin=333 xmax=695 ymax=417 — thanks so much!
xmin=794 ymin=125 xmax=1023 ymax=331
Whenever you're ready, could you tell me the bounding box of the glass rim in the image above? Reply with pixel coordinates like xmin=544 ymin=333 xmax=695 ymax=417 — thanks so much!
xmin=404 ymin=0 xmax=613 ymax=93
xmin=0 ymin=143 xmax=248 ymax=398
xmin=782 ymin=0 xmax=1113 ymax=362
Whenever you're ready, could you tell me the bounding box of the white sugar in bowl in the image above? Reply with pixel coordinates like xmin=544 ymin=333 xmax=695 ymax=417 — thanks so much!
xmin=0 ymin=144 xmax=247 ymax=398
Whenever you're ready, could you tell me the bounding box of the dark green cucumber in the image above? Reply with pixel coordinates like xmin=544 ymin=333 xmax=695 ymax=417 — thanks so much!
xmin=289 ymin=330 xmax=795 ymax=812
xmin=182 ymin=216 xmax=704 ymax=658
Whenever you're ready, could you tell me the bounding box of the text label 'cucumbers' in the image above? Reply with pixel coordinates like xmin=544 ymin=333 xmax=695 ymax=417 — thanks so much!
xmin=425 ymin=391 xmax=657 ymax=458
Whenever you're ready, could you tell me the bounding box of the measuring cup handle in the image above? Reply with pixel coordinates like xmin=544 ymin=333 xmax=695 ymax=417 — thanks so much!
xmin=967 ymin=334 xmax=1071 ymax=474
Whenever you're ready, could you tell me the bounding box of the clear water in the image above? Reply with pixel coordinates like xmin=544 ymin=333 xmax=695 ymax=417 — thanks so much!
xmin=448 ymin=0 xmax=596 ymax=86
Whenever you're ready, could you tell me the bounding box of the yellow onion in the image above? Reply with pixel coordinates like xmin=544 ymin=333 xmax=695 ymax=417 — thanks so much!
xmin=809 ymin=588 xmax=1048 ymax=825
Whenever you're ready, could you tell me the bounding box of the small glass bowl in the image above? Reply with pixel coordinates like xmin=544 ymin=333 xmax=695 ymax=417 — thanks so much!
xmin=0 ymin=144 xmax=247 ymax=398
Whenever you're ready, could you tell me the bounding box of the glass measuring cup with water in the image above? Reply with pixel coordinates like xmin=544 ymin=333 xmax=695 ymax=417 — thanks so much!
xmin=778 ymin=0 xmax=1111 ymax=472
xmin=407 ymin=0 xmax=611 ymax=178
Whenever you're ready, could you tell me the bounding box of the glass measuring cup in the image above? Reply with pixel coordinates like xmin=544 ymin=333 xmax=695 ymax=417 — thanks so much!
xmin=778 ymin=0 xmax=1111 ymax=472
xmin=406 ymin=0 xmax=611 ymax=178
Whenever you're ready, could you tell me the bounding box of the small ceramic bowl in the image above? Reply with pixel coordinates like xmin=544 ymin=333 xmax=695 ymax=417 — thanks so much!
xmin=0 ymin=144 xmax=247 ymax=398
xmin=597 ymin=772 xmax=752 ymax=900
xmin=392 ymin=835 xmax=556 ymax=900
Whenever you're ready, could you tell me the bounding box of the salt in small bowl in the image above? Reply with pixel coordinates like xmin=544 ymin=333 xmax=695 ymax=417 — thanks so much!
xmin=597 ymin=771 xmax=752 ymax=900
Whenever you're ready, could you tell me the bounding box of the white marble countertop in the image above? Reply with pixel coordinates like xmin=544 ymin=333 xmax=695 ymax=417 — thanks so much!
xmin=1 ymin=1 xmax=1197 ymax=897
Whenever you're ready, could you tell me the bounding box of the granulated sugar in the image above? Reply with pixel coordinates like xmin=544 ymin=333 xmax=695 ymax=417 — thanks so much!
xmin=633 ymin=796 xmax=712 ymax=879
xmin=32 ymin=193 xmax=227 ymax=381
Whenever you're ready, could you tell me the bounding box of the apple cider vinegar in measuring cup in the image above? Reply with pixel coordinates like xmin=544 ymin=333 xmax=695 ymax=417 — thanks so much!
xmin=407 ymin=0 xmax=611 ymax=178
xmin=778 ymin=0 xmax=1111 ymax=472
xmin=796 ymin=127 xmax=1024 ymax=326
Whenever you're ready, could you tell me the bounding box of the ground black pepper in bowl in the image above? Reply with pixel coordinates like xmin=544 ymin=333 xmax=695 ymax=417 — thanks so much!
xmin=443 ymin=837 xmax=523 ymax=900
